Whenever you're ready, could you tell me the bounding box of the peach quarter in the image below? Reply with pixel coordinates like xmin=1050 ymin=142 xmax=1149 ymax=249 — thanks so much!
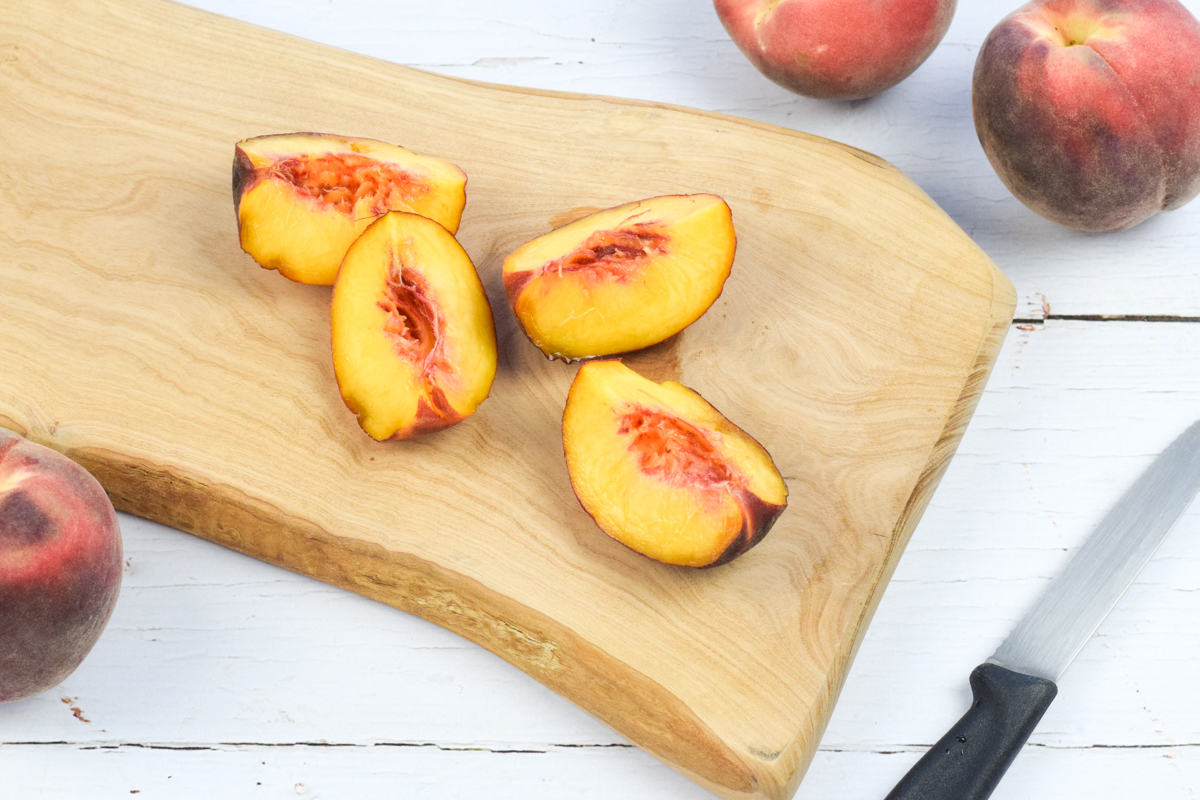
xmin=503 ymin=195 xmax=736 ymax=361
xmin=973 ymin=0 xmax=1200 ymax=232
xmin=234 ymin=133 xmax=468 ymax=284
xmin=331 ymin=211 xmax=497 ymax=440
xmin=563 ymin=360 xmax=787 ymax=568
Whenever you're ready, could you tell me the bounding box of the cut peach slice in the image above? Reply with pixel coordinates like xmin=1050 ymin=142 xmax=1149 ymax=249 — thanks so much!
xmin=503 ymin=195 xmax=736 ymax=360
xmin=563 ymin=360 xmax=787 ymax=568
xmin=234 ymin=133 xmax=467 ymax=285
xmin=331 ymin=211 xmax=496 ymax=440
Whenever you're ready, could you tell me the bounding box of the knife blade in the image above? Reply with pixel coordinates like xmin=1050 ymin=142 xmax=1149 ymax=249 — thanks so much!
xmin=884 ymin=419 xmax=1200 ymax=800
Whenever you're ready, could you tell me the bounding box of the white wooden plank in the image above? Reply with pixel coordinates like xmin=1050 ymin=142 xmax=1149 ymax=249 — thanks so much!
xmin=0 ymin=742 xmax=713 ymax=799
xmin=1 ymin=741 xmax=1197 ymax=799
xmin=803 ymin=747 xmax=1200 ymax=800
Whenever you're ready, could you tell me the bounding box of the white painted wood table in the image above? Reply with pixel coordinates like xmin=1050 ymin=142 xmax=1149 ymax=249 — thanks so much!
xmin=5 ymin=1 xmax=1200 ymax=797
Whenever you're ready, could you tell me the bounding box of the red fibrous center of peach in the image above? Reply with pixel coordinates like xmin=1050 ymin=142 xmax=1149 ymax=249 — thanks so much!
xmin=547 ymin=223 xmax=668 ymax=283
xmin=270 ymin=153 xmax=427 ymax=215
xmin=619 ymin=406 xmax=742 ymax=489
xmin=378 ymin=264 xmax=441 ymax=370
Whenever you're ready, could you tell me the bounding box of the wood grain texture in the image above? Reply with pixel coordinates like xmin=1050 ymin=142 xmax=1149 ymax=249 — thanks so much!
xmin=0 ymin=1 xmax=1014 ymax=797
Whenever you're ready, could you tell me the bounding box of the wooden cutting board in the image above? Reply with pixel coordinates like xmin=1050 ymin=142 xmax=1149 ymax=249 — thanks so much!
xmin=0 ymin=2 xmax=1015 ymax=797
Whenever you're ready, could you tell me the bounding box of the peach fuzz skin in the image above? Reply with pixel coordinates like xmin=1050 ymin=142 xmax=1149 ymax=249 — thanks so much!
xmin=973 ymin=0 xmax=1200 ymax=232
xmin=0 ymin=430 xmax=123 ymax=703
xmin=714 ymin=0 xmax=957 ymax=100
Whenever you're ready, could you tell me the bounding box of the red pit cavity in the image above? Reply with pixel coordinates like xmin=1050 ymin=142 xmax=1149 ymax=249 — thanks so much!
xmin=270 ymin=153 xmax=425 ymax=215
xmin=548 ymin=223 xmax=668 ymax=283
xmin=378 ymin=265 xmax=441 ymax=367
xmin=619 ymin=406 xmax=741 ymax=488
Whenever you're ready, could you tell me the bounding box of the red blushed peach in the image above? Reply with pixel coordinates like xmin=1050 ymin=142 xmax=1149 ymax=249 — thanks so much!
xmin=714 ymin=0 xmax=957 ymax=100
xmin=234 ymin=133 xmax=467 ymax=285
xmin=973 ymin=0 xmax=1200 ymax=232
xmin=503 ymin=195 xmax=735 ymax=361
xmin=563 ymin=361 xmax=787 ymax=568
xmin=1 ymin=430 xmax=123 ymax=703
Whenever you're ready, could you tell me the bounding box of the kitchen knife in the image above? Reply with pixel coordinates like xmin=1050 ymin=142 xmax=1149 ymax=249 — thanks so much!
xmin=885 ymin=419 xmax=1200 ymax=800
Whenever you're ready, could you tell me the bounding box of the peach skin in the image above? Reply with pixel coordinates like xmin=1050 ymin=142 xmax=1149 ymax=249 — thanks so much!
xmin=973 ymin=0 xmax=1200 ymax=232
xmin=714 ymin=0 xmax=957 ymax=100
xmin=1 ymin=430 xmax=123 ymax=703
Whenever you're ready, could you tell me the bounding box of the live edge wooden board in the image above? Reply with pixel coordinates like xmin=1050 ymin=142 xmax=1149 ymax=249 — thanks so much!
xmin=0 ymin=2 xmax=1015 ymax=797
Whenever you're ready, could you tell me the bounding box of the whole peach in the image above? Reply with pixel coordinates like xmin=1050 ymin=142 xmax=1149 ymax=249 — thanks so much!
xmin=1 ymin=430 xmax=122 ymax=703
xmin=973 ymin=0 xmax=1200 ymax=232
xmin=714 ymin=0 xmax=958 ymax=100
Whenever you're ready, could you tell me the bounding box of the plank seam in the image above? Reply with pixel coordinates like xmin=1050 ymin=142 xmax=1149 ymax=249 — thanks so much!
xmin=6 ymin=741 xmax=1198 ymax=752
xmin=1014 ymin=316 xmax=1200 ymax=324
xmin=818 ymin=743 xmax=1200 ymax=752
xmin=0 ymin=741 xmax=637 ymax=752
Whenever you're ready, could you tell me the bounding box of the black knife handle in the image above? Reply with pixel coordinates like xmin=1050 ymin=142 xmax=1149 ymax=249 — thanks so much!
xmin=884 ymin=662 xmax=1058 ymax=800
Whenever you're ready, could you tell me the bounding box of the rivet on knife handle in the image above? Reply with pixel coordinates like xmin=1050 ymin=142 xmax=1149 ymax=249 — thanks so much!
xmin=883 ymin=663 xmax=1057 ymax=800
